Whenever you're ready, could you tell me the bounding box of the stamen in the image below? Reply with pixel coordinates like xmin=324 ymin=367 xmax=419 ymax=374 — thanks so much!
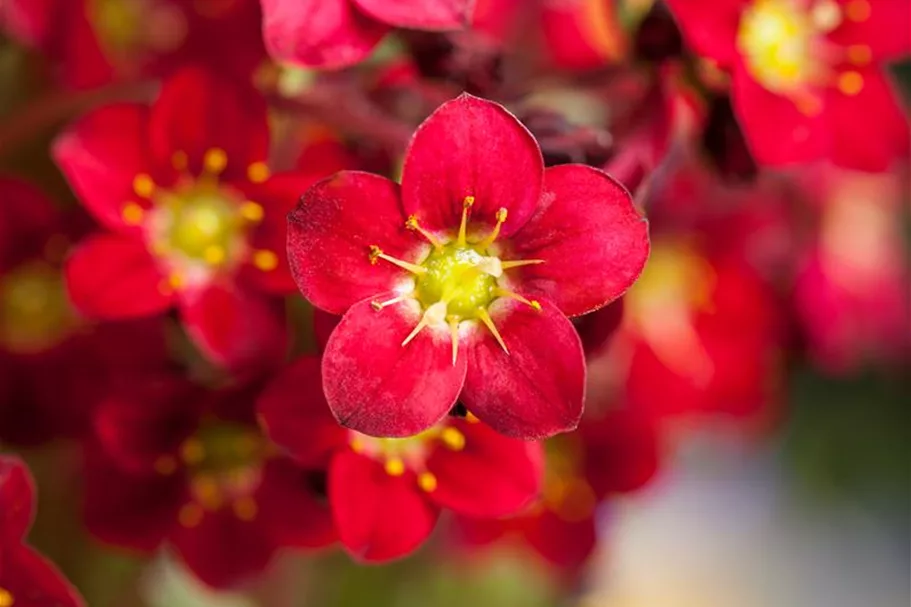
xmin=464 ymin=411 xmax=480 ymax=423
xmin=240 ymin=201 xmax=264 ymax=222
xmin=477 ymin=256 xmax=503 ymax=277
xmin=203 ymin=245 xmax=226 ymax=265
xmin=180 ymin=438 xmax=205 ymax=465
xmin=154 ymin=455 xmax=177 ymax=475
xmin=369 ymin=245 xmax=426 ymax=274
xmin=457 ymin=196 xmax=475 ymax=246
xmin=133 ymin=173 xmax=156 ymax=198
xmin=0 ymin=588 xmax=13 ymax=607
xmin=845 ymin=0 xmax=870 ymax=22
xmin=233 ymin=496 xmax=258 ymax=521
xmin=440 ymin=427 xmax=465 ymax=451
xmin=384 ymin=457 xmax=405 ymax=476
xmin=247 ymin=161 xmax=271 ymax=184
xmin=350 ymin=437 xmax=364 ymax=453
xmin=253 ymin=250 xmax=278 ymax=271
xmin=168 ymin=272 xmax=186 ymax=291
xmin=203 ymin=148 xmax=228 ymax=175
xmin=121 ymin=202 xmax=145 ymax=225
xmin=402 ymin=301 xmax=447 ymax=347
xmin=494 ymin=288 xmax=542 ymax=311
xmin=846 ymin=44 xmax=871 ymax=66
xmin=500 ymin=258 xmax=545 ymax=270
xmin=406 ymin=215 xmax=444 ymax=250
xmin=178 ymin=503 xmax=204 ymax=528
xmin=838 ymin=70 xmax=864 ymax=95
xmin=449 ymin=317 xmax=460 ymax=366
xmin=479 ymin=207 xmax=508 ymax=249
xmin=418 ymin=471 xmax=438 ymax=492
xmin=371 ymin=294 xmax=408 ymax=311
xmin=477 ymin=308 xmax=509 ymax=354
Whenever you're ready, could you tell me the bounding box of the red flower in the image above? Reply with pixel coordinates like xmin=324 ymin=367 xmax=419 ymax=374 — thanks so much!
xmin=0 ymin=456 xmax=85 ymax=607
xmin=288 ymin=94 xmax=649 ymax=439
xmin=54 ymin=66 xmax=347 ymax=371
xmin=258 ymin=355 xmax=544 ymax=562
xmin=667 ymin=0 xmax=910 ymax=170
xmin=84 ymin=374 xmax=335 ymax=588
xmin=262 ymin=0 xmax=474 ymax=69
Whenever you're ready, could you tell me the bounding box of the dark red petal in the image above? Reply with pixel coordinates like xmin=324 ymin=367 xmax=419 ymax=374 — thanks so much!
xmin=828 ymin=1 xmax=911 ymax=60
xmin=401 ymin=94 xmax=544 ymax=238
xmin=170 ymin=509 xmax=276 ymax=588
xmin=426 ymin=419 xmax=544 ymax=518
xmin=580 ymin=407 xmax=660 ymax=496
xmin=574 ymin=299 xmax=625 ymax=357
xmin=664 ymin=0 xmax=742 ymax=65
xmin=0 ymin=177 xmax=61 ymax=270
xmin=322 ymin=296 xmax=466 ymax=437
xmin=0 ymin=545 xmax=85 ymax=607
xmin=0 ymin=456 xmax=33 ymax=540
xmin=0 ymin=0 xmax=57 ymax=46
xmin=261 ymin=0 xmax=389 ymax=69
xmin=257 ymin=356 xmax=349 ymax=466
xmin=525 ymin=509 xmax=597 ymax=570
xmin=352 ymin=0 xmax=471 ymax=29
xmin=64 ymin=234 xmax=173 ymax=319
xmin=255 ymin=458 xmax=337 ymax=548
xmin=461 ymin=297 xmax=585 ymax=439
xmin=177 ymin=283 xmax=287 ymax=372
xmin=313 ymin=308 xmax=342 ymax=353
xmin=149 ymin=67 xmax=268 ymax=181
xmin=509 ymin=165 xmax=649 ymax=317
xmin=52 ymin=103 xmax=152 ymax=233
xmin=329 ymin=450 xmax=438 ymax=562
xmin=288 ymin=171 xmax=420 ymax=315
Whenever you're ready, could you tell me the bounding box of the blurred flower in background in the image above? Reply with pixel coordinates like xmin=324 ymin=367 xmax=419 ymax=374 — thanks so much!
xmin=0 ymin=0 xmax=908 ymax=605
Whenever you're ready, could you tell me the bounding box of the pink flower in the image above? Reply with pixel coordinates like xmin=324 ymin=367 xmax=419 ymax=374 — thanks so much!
xmin=287 ymin=94 xmax=649 ymax=439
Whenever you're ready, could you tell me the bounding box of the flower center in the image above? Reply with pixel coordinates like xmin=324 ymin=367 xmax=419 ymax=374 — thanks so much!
xmin=0 ymin=262 xmax=76 ymax=354
xmin=414 ymin=245 xmax=498 ymax=319
xmin=152 ymin=186 xmax=245 ymax=268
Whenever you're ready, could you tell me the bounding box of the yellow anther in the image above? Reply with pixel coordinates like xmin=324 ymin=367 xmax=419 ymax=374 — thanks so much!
xmin=154 ymin=455 xmax=178 ymax=475
xmin=405 ymin=215 xmax=443 ymax=250
xmin=121 ymin=202 xmax=145 ymax=225
xmin=350 ymin=438 xmax=364 ymax=453
xmin=480 ymin=207 xmax=508 ymax=249
xmin=794 ymin=91 xmax=824 ymax=116
xmin=837 ymin=70 xmax=864 ymax=95
xmin=845 ymin=0 xmax=870 ymax=22
xmin=418 ymin=471 xmax=438 ymax=492
xmin=180 ymin=438 xmax=205 ymax=465
xmin=846 ymin=44 xmax=871 ymax=66
xmin=440 ymin=427 xmax=466 ymax=451
xmin=240 ymin=201 xmax=264 ymax=222
xmin=384 ymin=457 xmax=405 ymax=476
xmin=253 ymin=250 xmax=278 ymax=271
xmin=402 ymin=301 xmax=447 ymax=347
xmin=204 ymin=148 xmax=228 ymax=174
xmin=233 ymin=496 xmax=258 ymax=521
xmin=192 ymin=475 xmax=224 ymax=510
xmin=172 ymin=150 xmax=189 ymax=171
xmin=178 ymin=503 xmax=204 ymax=528
xmin=449 ymin=317 xmax=460 ymax=366
xmin=477 ymin=308 xmax=508 ymax=354
xmin=457 ymin=195 xmax=475 ymax=246
xmin=133 ymin=173 xmax=155 ymax=198
xmin=203 ymin=245 xmax=226 ymax=265
xmin=0 ymin=588 xmax=12 ymax=607
xmin=168 ymin=272 xmax=186 ymax=290
xmin=500 ymin=258 xmax=545 ymax=270
xmin=370 ymin=294 xmax=408 ymax=311
xmin=464 ymin=411 xmax=480 ymax=423
xmin=368 ymin=245 xmax=426 ymax=274
xmin=247 ymin=161 xmax=271 ymax=184
xmin=494 ymin=288 xmax=542 ymax=311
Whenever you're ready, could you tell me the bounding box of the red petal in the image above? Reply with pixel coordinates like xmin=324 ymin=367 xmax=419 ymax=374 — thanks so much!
xmin=52 ymin=103 xmax=152 ymax=233
xmin=0 ymin=456 xmax=33 ymax=540
xmin=525 ymin=509 xmax=597 ymax=570
xmin=0 ymin=0 xmax=57 ymax=46
xmin=257 ymin=356 xmax=349 ymax=466
xmin=580 ymin=407 xmax=660 ymax=496
xmin=313 ymin=308 xmax=342 ymax=353
xmin=426 ymin=419 xmax=544 ymax=518
xmin=177 ymin=283 xmax=287 ymax=372
xmin=65 ymin=234 xmax=173 ymax=319
xmin=261 ymin=0 xmax=389 ymax=69
xmin=461 ymin=297 xmax=585 ymax=439
xmin=149 ymin=67 xmax=268 ymax=181
xmin=329 ymin=450 xmax=438 ymax=562
xmin=288 ymin=171 xmax=421 ymax=315
xmin=828 ymin=1 xmax=911 ymax=60
xmin=0 ymin=545 xmax=85 ymax=607
xmin=401 ymin=94 xmax=544 ymax=238
xmin=0 ymin=177 xmax=59 ymax=271
xmin=664 ymin=0 xmax=742 ymax=65
xmin=255 ymin=458 xmax=337 ymax=549
xmin=352 ymin=0 xmax=471 ymax=29
xmin=509 ymin=165 xmax=649 ymax=317
xmin=574 ymin=299 xmax=625 ymax=357
xmin=322 ymin=296 xmax=466 ymax=437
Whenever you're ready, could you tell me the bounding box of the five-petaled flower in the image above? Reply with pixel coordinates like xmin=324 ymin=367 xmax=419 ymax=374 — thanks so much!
xmin=258 ymin=355 xmax=544 ymax=562
xmin=667 ymin=0 xmax=910 ymax=170
xmin=287 ymin=94 xmax=649 ymax=440
xmin=262 ymin=0 xmax=474 ymax=69
xmin=0 ymin=456 xmax=86 ymax=607
xmin=54 ymin=66 xmax=348 ymax=370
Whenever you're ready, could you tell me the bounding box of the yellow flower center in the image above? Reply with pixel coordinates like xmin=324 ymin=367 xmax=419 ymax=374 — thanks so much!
xmin=0 ymin=587 xmax=13 ymax=607
xmin=0 ymin=261 xmax=76 ymax=354
xmin=415 ymin=245 xmax=498 ymax=318
xmin=152 ymin=186 xmax=245 ymax=268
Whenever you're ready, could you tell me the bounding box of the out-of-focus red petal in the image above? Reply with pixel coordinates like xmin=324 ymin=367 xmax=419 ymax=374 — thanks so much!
xmin=427 ymin=419 xmax=544 ymax=518
xmin=580 ymin=406 xmax=660 ymax=496
xmin=574 ymin=299 xmax=625 ymax=357
xmin=828 ymin=1 xmax=911 ymax=59
xmin=329 ymin=450 xmax=438 ymax=562
xmin=261 ymin=0 xmax=389 ymax=69
xmin=177 ymin=283 xmax=287 ymax=372
xmin=322 ymin=296 xmax=467 ymax=437
xmin=149 ymin=67 xmax=268 ymax=181
xmin=352 ymin=0 xmax=471 ymax=29
xmin=257 ymin=356 xmax=349 ymax=466
xmin=524 ymin=509 xmax=597 ymax=570
xmin=64 ymin=233 xmax=173 ymax=319
xmin=401 ymin=94 xmax=544 ymax=238
xmin=0 ymin=456 xmax=33 ymax=541
xmin=288 ymin=171 xmax=421 ymax=315
xmin=0 ymin=545 xmax=86 ymax=607
xmin=509 ymin=165 xmax=649 ymax=317
xmin=52 ymin=103 xmax=152 ymax=234
xmin=255 ymin=458 xmax=337 ymax=548
xmin=313 ymin=308 xmax=342 ymax=353
xmin=0 ymin=177 xmax=60 ymax=271
xmin=461 ymin=297 xmax=585 ymax=439
xmin=664 ymin=0 xmax=743 ymax=65
xmin=0 ymin=0 xmax=57 ymax=46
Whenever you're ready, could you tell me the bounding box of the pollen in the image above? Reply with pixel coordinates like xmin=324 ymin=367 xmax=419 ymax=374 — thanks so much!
xmin=203 ymin=148 xmax=228 ymax=174
xmin=178 ymin=503 xmax=204 ymax=528
xmin=233 ymin=496 xmax=258 ymax=521
xmin=418 ymin=471 xmax=438 ymax=492
xmin=121 ymin=202 xmax=145 ymax=225
xmin=737 ymin=0 xmax=817 ymax=93
xmin=133 ymin=173 xmax=156 ymax=198
xmin=845 ymin=0 xmax=870 ymax=22
xmin=837 ymin=70 xmax=864 ymax=95
xmin=240 ymin=201 xmax=264 ymax=222
xmin=203 ymin=245 xmax=226 ymax=265
xmin=846 ymin=44 xmax=871 ymax=65
xmin=440 ymin=427 xmax=466 ymax=451
xmin=247 ymin=161 xmax=271 ymax=184
xmin=154 ymin=455 xmax=178 ymax=475
xmin=180 ymin=438 xmax=206 ymax=465
xmin=253 ymin=249 xmax=279 ymax=271
xmin=0 ymin=587 xmax=14 ymax=607
xmin=168 ymin=272 xmax=186 ymax=290
xmin=385 ymin=457 xmax=406 ymax=476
